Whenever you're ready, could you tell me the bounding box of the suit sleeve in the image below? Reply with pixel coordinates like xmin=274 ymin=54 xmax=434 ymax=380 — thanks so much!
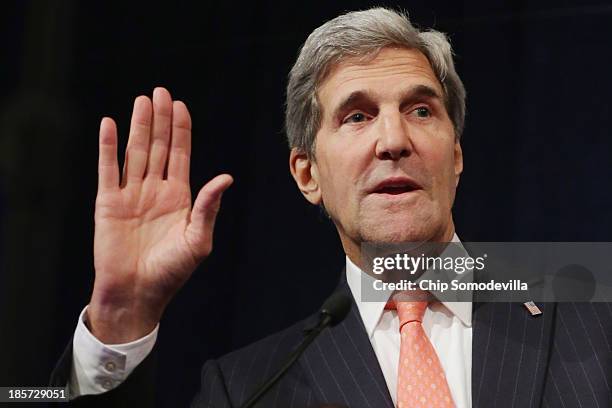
xmin=50 ymin=340 xmax=233 ymax=407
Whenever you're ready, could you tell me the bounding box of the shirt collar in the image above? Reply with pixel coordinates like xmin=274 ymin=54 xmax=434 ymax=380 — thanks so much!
xmin=345 ymin=233 xmax=472 ymax=338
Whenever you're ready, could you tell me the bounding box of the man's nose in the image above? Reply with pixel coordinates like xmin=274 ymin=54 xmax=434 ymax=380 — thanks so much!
xmin=374 ymin=111 xmax=412 ymax=160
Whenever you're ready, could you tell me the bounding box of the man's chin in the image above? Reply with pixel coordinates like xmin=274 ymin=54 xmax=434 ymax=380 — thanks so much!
xmin=357 ymin=204 xmax=437 ymax=241
xmin=359 ymin=220 xmax=438 ymax=244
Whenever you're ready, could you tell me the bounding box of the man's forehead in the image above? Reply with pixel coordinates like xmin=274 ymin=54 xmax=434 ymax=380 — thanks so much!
xmin=318 ymin=47 xmax=442 ymax=105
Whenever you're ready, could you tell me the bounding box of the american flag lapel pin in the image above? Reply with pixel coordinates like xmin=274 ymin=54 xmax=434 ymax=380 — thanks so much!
xmin=523 ymin=301 xmax=542 ymax=316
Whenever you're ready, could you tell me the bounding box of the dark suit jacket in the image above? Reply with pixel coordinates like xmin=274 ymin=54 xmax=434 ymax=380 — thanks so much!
xmin=51 ymin=278 xmax=612 ymax=407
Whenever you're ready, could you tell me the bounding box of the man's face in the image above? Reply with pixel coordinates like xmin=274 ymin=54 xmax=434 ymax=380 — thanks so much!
xmin=291 ymin=47 xmax=462 ymax=259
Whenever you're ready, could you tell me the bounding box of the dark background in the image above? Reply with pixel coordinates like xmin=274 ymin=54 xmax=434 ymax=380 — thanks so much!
xmin=1 ymin=0 xmax=611 ymax=406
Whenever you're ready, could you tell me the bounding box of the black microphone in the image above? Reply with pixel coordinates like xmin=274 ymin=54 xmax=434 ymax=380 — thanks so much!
xmin=239 ymin=292 xmax=352 ymax=408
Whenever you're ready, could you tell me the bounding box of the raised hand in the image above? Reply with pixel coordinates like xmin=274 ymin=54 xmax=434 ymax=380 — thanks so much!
xmin=88 ymin=87 xmax=232 ymax=343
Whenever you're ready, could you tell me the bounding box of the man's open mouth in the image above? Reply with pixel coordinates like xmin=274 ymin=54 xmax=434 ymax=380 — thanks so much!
xmin=370 ymin=177 xmax=422 ymax=195
xmin=375 ymin=185 xmax=417 ymax=194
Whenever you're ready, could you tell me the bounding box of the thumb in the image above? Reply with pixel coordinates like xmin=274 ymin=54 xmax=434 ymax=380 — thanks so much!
xmin=188 ymin=174 xmax=233 ymax=254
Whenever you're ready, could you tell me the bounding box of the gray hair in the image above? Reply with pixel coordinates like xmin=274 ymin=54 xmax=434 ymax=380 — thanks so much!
xmin=285 ymin=7 xmax=466 ymax=158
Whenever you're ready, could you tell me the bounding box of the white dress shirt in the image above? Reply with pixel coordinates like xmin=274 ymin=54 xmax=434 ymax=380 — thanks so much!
xmin=345 ymin=249 xmax=473 ymax=407
xmin=70 ymin=235 xmax=473 ymax=407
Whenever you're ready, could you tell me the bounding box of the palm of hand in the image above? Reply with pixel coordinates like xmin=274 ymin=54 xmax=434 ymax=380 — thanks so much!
xmin=89 ymin=87 xmax=232 ymax=341
xmin=94 ymin=178 xmax=196 ymax=300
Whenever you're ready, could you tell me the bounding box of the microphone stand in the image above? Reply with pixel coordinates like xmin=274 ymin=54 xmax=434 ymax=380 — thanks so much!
xmin=240 ymin=293 xmax=350 ymax=408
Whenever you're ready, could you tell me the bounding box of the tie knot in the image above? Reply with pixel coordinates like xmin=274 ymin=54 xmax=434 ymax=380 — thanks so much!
xmin=395 ymin=301 xmax=428 ymax=326
xmin=385 ymin=291 xmax=429 ymax=327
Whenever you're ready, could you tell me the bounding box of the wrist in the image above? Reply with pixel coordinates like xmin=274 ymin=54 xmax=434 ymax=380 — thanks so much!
xmin=88 ymin=286 xmax=163 ymax=343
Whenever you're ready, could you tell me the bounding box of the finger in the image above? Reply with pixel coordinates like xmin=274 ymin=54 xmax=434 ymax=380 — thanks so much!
xmin=98 ymin=117 xmax=120 ymax=191
xmin=146 ymin=87 xmax=173 ymax=178
xmin=189 ymin=174 xmax=234 ymax=249
xmin=122 ymin=96 xmax=153 ymax=185
xmin=167 ymin=100 xmax=192 ymax=183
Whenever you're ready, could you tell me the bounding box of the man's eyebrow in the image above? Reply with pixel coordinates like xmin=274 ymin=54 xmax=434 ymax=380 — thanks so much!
xmin=397 ymin=84 xmax=443 ymax=110
xmin=331 ymin=90 xmax=376 ymax=120
xmin=331 ymin=85 xmax=443 ymax=119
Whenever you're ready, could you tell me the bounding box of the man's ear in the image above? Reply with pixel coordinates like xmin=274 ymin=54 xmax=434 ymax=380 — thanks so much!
xmin=454 ymin=139 xmax=463 ymax=187
xmin=289 ymin=148 xmax=322 ymax=205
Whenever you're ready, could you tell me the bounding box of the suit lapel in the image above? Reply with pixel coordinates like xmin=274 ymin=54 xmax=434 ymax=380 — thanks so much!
xmin=299 ymin=280 xmax=394 ymax=408
xmin=472 ymin=302 xmax=557 ymax=408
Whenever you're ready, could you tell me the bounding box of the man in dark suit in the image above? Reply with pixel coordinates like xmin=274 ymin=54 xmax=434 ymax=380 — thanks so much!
xmin=51 ymin=7 xmax=612 ymax=407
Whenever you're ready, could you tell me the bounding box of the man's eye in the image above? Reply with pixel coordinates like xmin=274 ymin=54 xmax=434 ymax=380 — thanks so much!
xmin=414 ymin=107 xmax=431 ymax=118
xmin=344 ymin=112 xmax=367 ymax=124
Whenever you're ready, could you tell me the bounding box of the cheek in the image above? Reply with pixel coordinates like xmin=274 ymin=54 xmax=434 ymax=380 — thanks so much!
xmin=320 ymin=163 xmax=353 ymax=203
xmin=422 ymin=143 xmax=457 ymax=192
xmin=315 ymin=153 xmax=344 ymax=207
xmin=318 ymin=158 xmax=365 ymax=217
xmin=438 ymin=152 xmax=459 ymax=204
xmin=319 ymin=142 xmax=367 ymax=190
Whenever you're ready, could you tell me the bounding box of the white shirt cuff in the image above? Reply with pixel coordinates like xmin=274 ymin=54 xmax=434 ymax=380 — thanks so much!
xmin=69 ymin=306 xmax=159 ymax=398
